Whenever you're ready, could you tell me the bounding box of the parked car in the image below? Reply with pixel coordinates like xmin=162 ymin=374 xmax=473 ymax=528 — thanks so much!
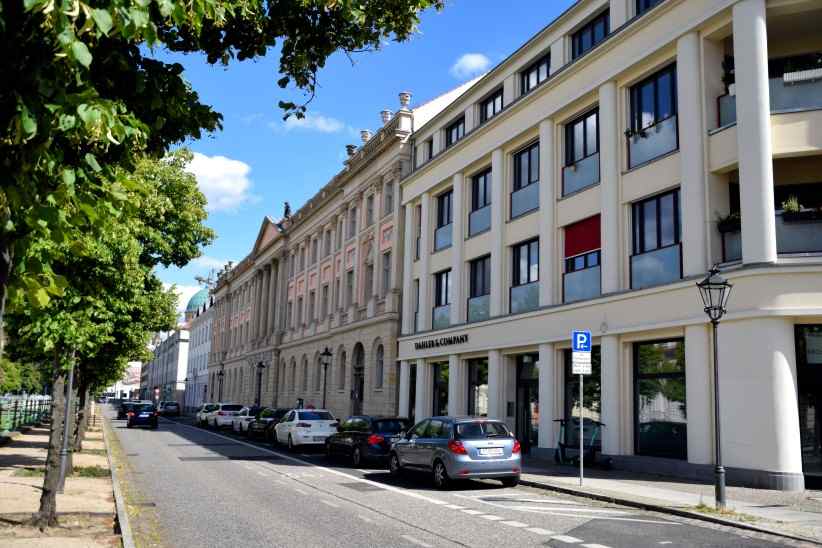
xmin=117 ymin=400 xmax=151 ymax=420
xmin=274 ymin=409 xmax=338 ymax=451
xmin=158 ymin=401 xmax=181 ymax=417
xmin=126 ymin=403 xmax=159 ymax=429
xmin=388 ymin=417 xmax=521 ymax=489
xmin=195 ymin=403 xmax=219 ymax=426
xmin=325 ymin=416 xmax=411 ymax=466
xmin=208 ymin=403 xmax=244 ymax=429
xmin=231 ymin=406 xmax=262 ymax=434
xmin=247 ymin=407 xmax=290 ymax=441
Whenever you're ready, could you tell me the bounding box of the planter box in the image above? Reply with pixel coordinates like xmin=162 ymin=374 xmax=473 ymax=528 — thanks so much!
xmin=782 ymin=210 xmax=822 ymax=223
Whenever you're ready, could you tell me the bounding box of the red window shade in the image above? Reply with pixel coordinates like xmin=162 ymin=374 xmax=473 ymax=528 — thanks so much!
xmin=565 ymin=215 xmax=601 ymax=257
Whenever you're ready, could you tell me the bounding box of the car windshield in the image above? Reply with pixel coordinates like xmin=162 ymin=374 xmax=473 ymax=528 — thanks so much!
xmin=374 ymin=420 xmax=409 ymax=434
xmin=221 ymin=405 xmax=243 ymax=411
xmin=205 ymin=405 xmax=218 ymax=411
xmin=297 ymin=411 xmax=334 ymax=421
xmin=455 ymin=421 xmax=512 ymax=440
xmin=134 ymin=404 xmax=155 ymax=412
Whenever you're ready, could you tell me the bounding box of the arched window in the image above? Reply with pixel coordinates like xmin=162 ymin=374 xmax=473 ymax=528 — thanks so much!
xmin=290 ymin=360 xmax=297 ymax=392
xmin=301 ymin=357 xmax=309 ymax=392
xmin=239 ymin=369 xmax=244 ymax=401
xmin=314 ymin=356 xmax=322 ymax=392
xmin=337 ymin=350 xmax=347 ymax=390
xmin=374 ymin=345 xmax=384 ymax=389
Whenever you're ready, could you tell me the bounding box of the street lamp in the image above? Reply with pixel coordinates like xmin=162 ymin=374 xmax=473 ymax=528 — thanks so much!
xmin=184 ymin=377 xmax=189 ymax=412
xmin=320 ymin=347 xmax=333 ymax=409
xmin=255 ymin=361 xmax=265 ymax=406
xmin=697 ymin=265 xmax=733 ymax=510
xmin=217 ymin=363 xmax=225 ymax=402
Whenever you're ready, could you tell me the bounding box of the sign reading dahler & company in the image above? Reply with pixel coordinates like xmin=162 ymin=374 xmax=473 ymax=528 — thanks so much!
xmin=414 ymin=334 xmax=469 ymax=350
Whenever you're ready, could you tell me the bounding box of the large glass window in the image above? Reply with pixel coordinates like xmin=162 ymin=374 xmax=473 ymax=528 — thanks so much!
xmin=571 ymin=10 xmax=609 ymax=60
xmin=631 ymin=189 xmax=681 ymax=289
xmin=445 ymin=117 xmax=465 ymax=148
xmin=565 ymin=109 xmax=599 ymax=166
xmin=467 ymin=359 xmax=488 ymax=416
xmin=630 ymin=65 xmax=677 ymax=133
xmin=469 ymin=256 xmax=491 ymax=299
xmin=480 ymin=89 xmax=503 ymax=123
xmin=469 ymin=169 xmax=492 ymax=236
xmin=512 ymin=239 xmax=539 ymax=286
xmin=432 ymin=363 xmax=449 ymax=416
xmin=797 ymin=325 xmax=822 ymax=481
xmin=564 ymin=347 xmax=602 ymax=446
xmin=636 ymin=0 xmax=663 ymax=17
xmin=434 ymin=269 xmax=451 ymax=307
xmin=437 ymin=190 xmax=453 ymax=228
xmin=634 ymin=339 xmax=687 ymax=460
xmin=512 ymin=142 xmax=540 ymax=218
xmin=521 ymin=54 xmax=550 ymax=95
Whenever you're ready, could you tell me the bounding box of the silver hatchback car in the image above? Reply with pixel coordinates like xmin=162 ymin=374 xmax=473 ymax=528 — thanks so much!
xmin=388 ymin=417 xmax=521 ymax=489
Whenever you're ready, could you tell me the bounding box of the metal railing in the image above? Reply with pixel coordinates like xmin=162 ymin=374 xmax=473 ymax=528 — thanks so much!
xmin=0 ymin=396 xmax=52 ymax=434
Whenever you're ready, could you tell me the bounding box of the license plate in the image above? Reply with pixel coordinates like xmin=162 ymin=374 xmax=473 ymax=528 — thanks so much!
xmin=139 ymin=413 xmax=150 ymax=418
xmin=313 ymin=436 xmax=326 ymax=442
xmin=479 ymin=447 xmax=504 ymax=457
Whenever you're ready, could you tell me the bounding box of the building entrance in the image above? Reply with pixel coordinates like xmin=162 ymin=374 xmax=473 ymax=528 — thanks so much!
xmin=515 ymin=354 xmax=539 ymax=454
xmin=797 ymin=325 xmax=822 ymax=488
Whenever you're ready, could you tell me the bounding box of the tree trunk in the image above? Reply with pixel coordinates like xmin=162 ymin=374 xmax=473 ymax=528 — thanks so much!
xmin=65 ymin=380 xmax=78 ymax=476
xmin=31 ymin=367 xmax=65 ymax=530
xmin=0 ymin=236 xmax=12 ymax=360
xmin=73 ymin=386 xmax=90 ymax=452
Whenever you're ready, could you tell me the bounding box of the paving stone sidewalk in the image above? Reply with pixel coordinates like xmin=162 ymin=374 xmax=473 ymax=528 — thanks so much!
xmin=521 ymin=458 xmax=822 ymax=542
xmin=0 ymin=423 xmax=120 ymax=547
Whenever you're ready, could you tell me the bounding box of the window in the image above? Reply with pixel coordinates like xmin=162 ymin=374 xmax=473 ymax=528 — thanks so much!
xmin=469 ymin=256 xmax=491 ymax=298
xmin=336 ymin=220 xmax=343 ymax=249
xmin=513 ymin=142 xmax=539 ymax=191
xmin=323 ymin=230 xmax=331 ymax=257
xmin=434 ymin=270 xmax=451 ymax=307
xmin=521 ymin=54 xmax=550 ymax=94
xmin=286 ymin=301 xmax=293 ymax=328
xmin=565 ymin=109 xmax=599 ymax=166
xmin=299 ymin=247 xmax=305 ymax=271
xmin=345 ymin=270 xmax=355 ymax=308
xmin=571 ymin=10 xmax=609 ymax=60
xmin=565 ymin=250 xmax=600 ymax=274
xmin=301 ymin=359 xmax=308 ymax=392
xmin=308 ymin=291 xmax=315 ymax=322
xmin=413 ymin=279 xmax=420 ymax=331
xmin=512 ymin=239 xmax=539 ymax=286
xmin=366 ymin=195 xmax=374 ymax=226
xmin=564 ymin=347 xmax=602 ymax=446
xmin=337 ymin=351 xmax=347 ymax=390
xmin=445 ymin=117 xmax=465 ymax=148
xmin=467 ymin=359 xmax=488 ymax=416
xmin=374 ymin=345 xmax=384 ymax=389
xmin=348 ymin=207 xmax=357 ymax=239
xmin=364 ymin=263 xmax=374 ymax=300
xmin=314 ymin=357 xmax=322 ymax=391
xmin=414 ymin=204 xmax=422 ymax=260
xmin=383 ymin=182 xmax=394 ymax=215
xmin=321 ymin=285 xmax=329 ymax=318
xmin=311 ymin=239 xmax=318 ymax=264
xmin=472 ymin=169 xmax=491 ymax=211
xmin=334 ymin=278 xmax=340 ymax=311
xmin=289 ymin=255 xmax=295 ymax=277
xmin=437 ymin=191 xmax=453 ymax=228
xmin=480 ymin=89 xmax=503 ymax=123
xmin=296 ymin=296 xmax=303 ymax=326
xmin=381 ymin=252 xmax=391 ymax=298
xmin=634 ymin=339 xmax=687 ymax=460
xmin=630 ymin=64 xmax=677 ymax=133
xmin=636 ymin=0 xmax=663 ymax=17
xmin=632 ymin=190 xmax=680 ymax=255
xmin=425 ymin=138 xmax=434 ymax=162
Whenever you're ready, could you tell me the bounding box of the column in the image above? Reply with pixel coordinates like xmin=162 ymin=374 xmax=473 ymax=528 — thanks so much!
xmin=487 ymin=350 xmax=505 ymax=420
xmin=414 ymin=359 xmax=433 ymax=420
xmin=599 ymin=335 xmax=621 ymax=455
xmin=389 ymin=179 xmax=404 ymax=313
xmin=599 ymin=81 xmax=621 ymax=294
xmin=418 ymin=193 xmax=432 ymax=330
xmin=261 ymin=266 xmax=271 ymax=336
xmin=538 ymin=119 xmax=556 ymax=306
xmin=253 ymin=273 xmax=263 ymax=340
xmin=450 ymin=172 xmax=465 ymax=325
xmin=273 ymin=255 xmax=287 ymax=334
xmin=733 ymin=0 xmax=777 ymax=265
xmin=402 ymin=203 xmax=415 ymax=334
xmin=537 ymin=343 xmax=557 ymax=450
xmin=398 ymin=360 xmax=411 ymax=418
xmin=447 ymin=354 xmax=467 ymax=416
xmin=677 ymin=32 xmax=709 ymax=277
xmin=489 ymin=149 xmax=505 ymax=316
xmin=685 ymin=324 xmax=712 ymax=465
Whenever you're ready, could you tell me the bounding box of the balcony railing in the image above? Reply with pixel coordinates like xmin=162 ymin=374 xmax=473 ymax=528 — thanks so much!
xmin=434 ymin=223 xmax=453 ymax=251
xmin=722 ymin=211 xmax=822 ymax=262
xmin=510 ymin=281 xmax=539 ymax=314
xmin=467 ymin=294 xmax=490 ymax=323
xmin=468 ymin=205 xmax=491 ymax=237
xmin=627 ymin=115 xmax=678 ymax=169
xmin=432 ymin=304 xmax=451 ymax=330
xmin=719 ymin=74 xmax=822 ymax=127
xmin=563 ymin=265 xmax=601 ymax=303
xmin=511 ymin=183 xmax=539 ymax=219
xmin=630 ymin=244 xmax=682 ymax=290
xmin=721 ymin=229 xmax=742 ymax=263
xmin=562 ymin=153 xmax=600 ymax=196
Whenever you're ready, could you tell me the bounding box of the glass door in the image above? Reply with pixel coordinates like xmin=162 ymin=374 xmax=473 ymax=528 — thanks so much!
xmin=432 ymin=363 xmax=449 ymax=416
xmin=515 ymin=354 xmax=539 ymax=454
xmin=797 ymin=325 xmax=822 ymax=487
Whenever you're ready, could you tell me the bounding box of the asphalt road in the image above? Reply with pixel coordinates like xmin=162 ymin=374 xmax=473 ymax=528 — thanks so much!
xmin=108 ymin=411 xmax=801 ymax=548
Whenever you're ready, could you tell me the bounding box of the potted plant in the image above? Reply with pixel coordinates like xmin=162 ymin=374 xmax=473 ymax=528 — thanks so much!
xmin=716 ymin=211 xmax=741 ymax=234
xmin=781 ymin=195 xmax=803 ymax=222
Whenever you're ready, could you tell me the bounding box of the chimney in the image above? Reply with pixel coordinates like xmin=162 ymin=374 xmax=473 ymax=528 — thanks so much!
xmin=399 ymin=91 xmax=412 ymax=109
xmin=360 ymin=129 xmax=372 ymax=143
xmin=345 ymin=144 xmax=357 ymax=157
xmin=380 ymin=109 xmax=393 ymax=124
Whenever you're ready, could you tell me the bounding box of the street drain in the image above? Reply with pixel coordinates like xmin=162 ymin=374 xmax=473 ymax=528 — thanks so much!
xmin=339 ymin=482 xmax=385 ymax=492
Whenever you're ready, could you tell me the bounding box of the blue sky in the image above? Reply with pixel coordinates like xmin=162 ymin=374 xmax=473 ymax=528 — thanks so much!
xmin=160 ymin=0 xmax=576 ymax=310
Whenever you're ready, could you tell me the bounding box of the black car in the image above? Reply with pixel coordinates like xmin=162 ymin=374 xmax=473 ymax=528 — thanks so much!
xmin=126 ymin=403 xmax=159 ymax=429
xmin=325 ymin=416 xmax=411 ymax=466
xmin=117 ymin=400 xmax=141 ymax=420
xmin=247 ymin=407 xmax=290 ymax=441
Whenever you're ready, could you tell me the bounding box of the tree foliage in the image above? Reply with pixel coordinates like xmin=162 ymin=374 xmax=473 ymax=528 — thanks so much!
xmin=0 ymin=357 xmax=44 ymax=393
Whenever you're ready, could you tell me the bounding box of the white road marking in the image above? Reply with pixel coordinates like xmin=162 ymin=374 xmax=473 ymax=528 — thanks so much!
xmin=552 ymin=535 xmax=583 ymax=544
xmin=658 ymin=543 xmax=673 ymax=545
xmin=294 ymin=488 xmax=308 ymax=495
xmin=401 ymin=535 xmax=433 ymax=548
xmin=500 ymin=521 xmax=528 ymax=528
xmin=480 ymin=515 xmax=503 ymax=521
xmin=582 ymin=544 xmax=612 ymax=548
xmin=526 ymin=527 xmax=555 ymax=535
xmin=357 ymin=469 xmax=372 ymax=474
xmin=358 ymin=515 xmax=374 ymax=523
xmin=461 ymin=509 xmax=483 ymax=515
xmin=444 ymin=504 xmax=465 ymax=510
xmin=320 ymin=500 xmax=340 ymax=508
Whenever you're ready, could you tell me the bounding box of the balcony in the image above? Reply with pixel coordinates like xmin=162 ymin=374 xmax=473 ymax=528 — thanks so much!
xmin=563 ymin=265 xmax=601 ymax=303
xmin=432 ymin=304 xmax=451 ymax=330
xmin=562 ymin=153 xmax=600 ymax=196
xmin=627 ymin=116 xmax=678 ymax=169
xmin=434 ymin=223 xmax=452 ymax=252
xmin=511 ymin=183 xmax=539 ymax=219
xmin=721 ymin=211 xmax=822 ymax=262
xmin=630 ymin=244 xmax=682 ymax=290
xmin=510 ymin=281 xmax=539 ymax=314
xmin=467 ymin=294 xmax=490 ymax=323
xmin=719 ymin=73 xmax=822 ymax=127
xmin=468 ymin=205 xmax=491 ymax=237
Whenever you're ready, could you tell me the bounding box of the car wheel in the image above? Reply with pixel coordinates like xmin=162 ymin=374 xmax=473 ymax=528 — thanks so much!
xmin=287 ymin=435 xmax=295 ymax=452
xmin=500 ymin=477 xmax=519 ymax=488
xmin=388 ymin=453 xmax=402 ymax=477
xmin=432 ymin=460 xmax=450 ymax=490
xmin=351 ymin=447 xmax=362 ymax=467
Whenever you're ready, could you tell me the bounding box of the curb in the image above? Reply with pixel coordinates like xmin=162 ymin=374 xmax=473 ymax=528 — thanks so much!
xmin=519 ymin=477 xmax=822 ymax=546
xmin=103 ymin=419 xmax=136 ymax=548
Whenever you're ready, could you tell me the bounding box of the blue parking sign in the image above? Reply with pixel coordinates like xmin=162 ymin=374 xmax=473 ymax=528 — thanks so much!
xmin=572 ymin=330 xmax=592 ymax=353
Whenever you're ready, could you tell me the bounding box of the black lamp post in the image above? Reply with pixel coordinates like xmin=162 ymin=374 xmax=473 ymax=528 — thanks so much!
xmin=697 ymin=265 xmax=733 ymax=510
xmin=217 ymin=363 xmax=225 ymax=402
xmin=320 ymin=347 xmax=332 ymax=409
xmin=255 ymin=361 xmax=265 ymax=406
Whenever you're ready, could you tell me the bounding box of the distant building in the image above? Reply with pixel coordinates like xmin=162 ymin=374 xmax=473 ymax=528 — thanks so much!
xmin=104 ymin=362 xmax=141 ymax=400
xmin=184 ymin=289 xmax=213 ymax=411
xmin=141 ymin=329 xmax=189 ymax=405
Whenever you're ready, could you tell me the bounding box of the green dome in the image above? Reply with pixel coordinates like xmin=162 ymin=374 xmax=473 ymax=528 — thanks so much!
xmin=185 ymin=288 xmax=209 ymax=312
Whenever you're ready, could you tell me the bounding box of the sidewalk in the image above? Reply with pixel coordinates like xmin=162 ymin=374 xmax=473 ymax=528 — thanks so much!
xmin=521 ymin=457 xmax=822 ymax=543
xmin=0 ymin=421 xmax=121 ymax=547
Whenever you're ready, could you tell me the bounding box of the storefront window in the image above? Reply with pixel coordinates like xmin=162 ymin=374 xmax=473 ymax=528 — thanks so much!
xmin=634 ymin=339 xmax=687 ymax=460
xmin=797 ymin=325 xmax=822 ymax=484
xmin=467 ymin=359 xmax=488 ymax=416
xmin=432 ymin=363 xmax=449 ymax=417
xmin=516 ymin=354 xmax=539 ymax=453
xmin=564 ymin=347 xmax=602 ymax=447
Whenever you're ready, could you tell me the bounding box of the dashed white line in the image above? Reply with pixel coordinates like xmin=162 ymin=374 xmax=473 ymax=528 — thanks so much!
xmin=320 ymin=500 xmax=340 ymax=508
xmin=552 ymin=535 xmax=583 ymax=544
xmin=401 ymin=534 xmax=433 ymax=547
xmin=582 ymin=544 xmax=612 ymax=548
xmin=444 ymin=504 xmax=465 ymax=510
xmin=294 ymin=488 xmax=308 ymax=495
xmin=480 ymin=515 xmax=504 ymax=521
xmin=357 ymin=469 xmax=372 ymax=474
xmin=461 ymin=509 xmax=483 ymax=515
xmin=526 ymin=527 xmax=555 ymax=536
xmin=658 ymin=543 xmax=673 ymax=546
xmin=500 ymin=521 xmax=528 ymax=528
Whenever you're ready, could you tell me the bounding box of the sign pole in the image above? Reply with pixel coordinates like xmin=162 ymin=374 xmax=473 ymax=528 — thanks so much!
xmin=571 ymin=329 xmax=591 ymax=489
xmin=579 ymin=372 xmax=583 ymax=487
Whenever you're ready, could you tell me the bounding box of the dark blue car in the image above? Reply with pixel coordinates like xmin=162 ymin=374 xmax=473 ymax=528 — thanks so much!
xmin=126 ymin=403 xmax=159 ymax=429
xmin=325 ymin=416 xmax=411 ymax=466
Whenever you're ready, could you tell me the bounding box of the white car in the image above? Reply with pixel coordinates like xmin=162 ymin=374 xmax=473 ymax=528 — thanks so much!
xmin=195 ymin=403 xmax=218 ymax=426
xmin=231 ymin=406 xmax=260 ymax=434
xmin=274 ymin=409 xmax=338 ymax=451
xmin=208 ymin=403 xmax=243 ymax=428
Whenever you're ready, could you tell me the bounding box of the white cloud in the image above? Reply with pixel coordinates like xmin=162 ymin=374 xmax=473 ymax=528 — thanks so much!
xmin=274 ymin=113 xmax=346 ymax=134
xmin=164 ymin=283 xmax=204 ymax=314
xmin=186 ymin=152 xmax=256 ymax=213
xmin=450 ymin=53 xmax=491 ymax=80
xmin=191 ymin=255 xmax=229 ymax=271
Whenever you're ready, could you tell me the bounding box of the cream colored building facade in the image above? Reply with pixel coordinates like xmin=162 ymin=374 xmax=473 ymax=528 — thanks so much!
xmin=397 ymin=0 xmax=822 ymax=491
